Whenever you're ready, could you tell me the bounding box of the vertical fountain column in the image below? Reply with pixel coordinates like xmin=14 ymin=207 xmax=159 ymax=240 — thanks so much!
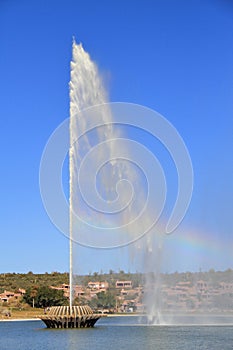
xmin=68 ymin=38 xmax=112 ymax=305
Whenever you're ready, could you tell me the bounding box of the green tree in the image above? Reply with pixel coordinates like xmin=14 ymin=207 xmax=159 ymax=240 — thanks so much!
xmin=96 ymin=291 xmax=115 ymax=309
xmin=24 ymin=286 xmax=68 ymax=308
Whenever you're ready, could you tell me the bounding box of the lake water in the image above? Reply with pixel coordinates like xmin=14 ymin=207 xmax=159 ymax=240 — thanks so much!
xmin=0 ymin=316 xmax=233 ymax=350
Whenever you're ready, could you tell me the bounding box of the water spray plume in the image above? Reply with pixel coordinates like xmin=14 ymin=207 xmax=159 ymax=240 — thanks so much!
xmin=40 ymin=40 xmax=193 ymax=323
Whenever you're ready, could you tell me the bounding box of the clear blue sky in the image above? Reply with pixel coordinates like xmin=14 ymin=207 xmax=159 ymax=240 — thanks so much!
xmin=0 ymin=0 xmax=232 ymax=274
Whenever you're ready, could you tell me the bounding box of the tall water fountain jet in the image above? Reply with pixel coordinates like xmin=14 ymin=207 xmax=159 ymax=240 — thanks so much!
xmin=68 ymin=40 xmax=166 ymax=322
xmin=69 ymin=40 xmax=107 ymax=307
xmin=69 ymin=39 xmax=117 ymax=306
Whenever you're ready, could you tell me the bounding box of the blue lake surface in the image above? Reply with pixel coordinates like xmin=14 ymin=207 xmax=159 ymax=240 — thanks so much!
xmin=0 ymin=316 xmax=233 ymax=350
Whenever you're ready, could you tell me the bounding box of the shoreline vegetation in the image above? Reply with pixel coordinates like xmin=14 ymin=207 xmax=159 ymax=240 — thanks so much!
xmin=1 ymin=269 xmax=233 ymax=319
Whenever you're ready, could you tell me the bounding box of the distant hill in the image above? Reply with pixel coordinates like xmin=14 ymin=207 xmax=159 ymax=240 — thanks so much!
xmin=0 ymin=269 xmax=233 ymax=293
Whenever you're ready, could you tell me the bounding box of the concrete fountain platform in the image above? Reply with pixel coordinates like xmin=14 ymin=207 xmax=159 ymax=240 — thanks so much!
xmin=40 ymin=306 xmax=106 ymax=328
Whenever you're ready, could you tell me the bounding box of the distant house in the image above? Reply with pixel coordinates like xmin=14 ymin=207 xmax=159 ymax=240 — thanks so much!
xmin=87 ymin=281 xmax=109 ymax=290
xmin=120 ymin=288 xmax=137 ymax=296
xmin=115 ymin=281 xmax=132 ymax=289
xmin=3 ymin=291 xmax=15 ymax=298
xmin=74 ymin=285 xmax=85 ymax=297
xmin=0 ymin=290 xmax=20 ymax=303
xmin=50 ymin=284 xmax=70 ymax=298
xmin=50 ymin=283 xmax=86 ymax=298
xmin=50 ymin=284 xmax=70 ymax=292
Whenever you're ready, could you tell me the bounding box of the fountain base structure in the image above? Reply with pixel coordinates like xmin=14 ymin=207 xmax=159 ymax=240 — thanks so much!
xmin=40 ymin=306 xmax=106 ymax=328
